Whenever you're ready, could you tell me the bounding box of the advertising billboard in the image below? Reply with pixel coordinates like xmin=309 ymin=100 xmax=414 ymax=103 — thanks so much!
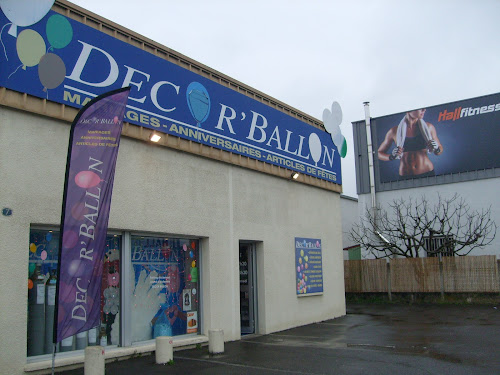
xmin=295 ymin=237 xmax=323 ymax=296
xmin=0 ymin=8 xmax=341 ymax=184
xmin=374 ymin=93 xmax=500 ymax=183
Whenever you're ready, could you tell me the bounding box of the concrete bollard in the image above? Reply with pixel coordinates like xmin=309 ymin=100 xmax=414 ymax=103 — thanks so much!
xmin=156 ymin=336 xmax=174 ymax=364
xmin=208 ymin=329 xmax=224 ymax=354
xmin=84 ymin=346 xmax=105 ymax=375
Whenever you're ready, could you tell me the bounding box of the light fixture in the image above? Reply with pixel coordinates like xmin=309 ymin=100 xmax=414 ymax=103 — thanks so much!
xmin=150 ymin=131 xmax=161 ymax=142
xmin=291 ymin=172 xmax=300 ymax=180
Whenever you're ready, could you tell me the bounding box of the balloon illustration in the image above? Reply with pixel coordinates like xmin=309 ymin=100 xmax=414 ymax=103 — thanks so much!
xmin=46 ymin=232 xmax=53 ymax=242
xmin=38 ymin=53 xmax=66 ymax=91
xmin=62 ymin=230 xmax=78 ymax=249
xmin=41 ymin=250 xmax=48 ymax=261
xmin=75 ymin=170 xmax=102 ymax=188
xmin=29 ymin=243 xmax=37 ymax=253
xmin=323 ymin=101 xmax=347 ymax=158
xmin=71 ymin=202 xmax=90 ymax=220
xmin=46 ymin=14 xmax=73 ymax=49
xmin=308 ymin=133 xmax=322 ymax=167
xmin=186 ymin=82 xmax=210 ymax=127
xmin=0 ymin=0 xmax=55 ymax=36
xmin=16 ymin=29 xmax=46 ymax=69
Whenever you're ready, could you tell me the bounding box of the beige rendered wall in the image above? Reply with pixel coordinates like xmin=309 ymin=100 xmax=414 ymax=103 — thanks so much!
xmin=0 ymin=107 xmax=345 ymax=375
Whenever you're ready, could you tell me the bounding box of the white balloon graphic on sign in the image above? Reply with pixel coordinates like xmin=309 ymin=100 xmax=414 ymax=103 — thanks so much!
xmin=308 ymin=133 xmax=322 ymax=167
xmin=0 ymin=0 xmax=55 ymax=36
xmin=323 ymin=101 xmax=347 ymax=158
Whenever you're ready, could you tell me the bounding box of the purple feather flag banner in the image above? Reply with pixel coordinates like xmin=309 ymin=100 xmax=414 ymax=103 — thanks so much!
xmin=54 ymin=87 xmax=130 ymax=343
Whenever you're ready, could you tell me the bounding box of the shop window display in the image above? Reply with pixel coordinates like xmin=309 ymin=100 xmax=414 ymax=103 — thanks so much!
xmin=27 ymin=229 xmax=121 ymax=356
xmin=130 ymin=236 xmax=199 ymax=343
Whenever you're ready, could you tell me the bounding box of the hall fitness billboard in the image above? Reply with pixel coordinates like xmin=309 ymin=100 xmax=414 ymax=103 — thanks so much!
xmin=0 ymin=7 xmax=341 ymax=184
xmin=374 ymin=93 xmax=500 ymax=183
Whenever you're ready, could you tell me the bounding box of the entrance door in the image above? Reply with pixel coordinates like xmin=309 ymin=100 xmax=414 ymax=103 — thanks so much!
xmin=239 ymin=242 xmax=255 ymax=334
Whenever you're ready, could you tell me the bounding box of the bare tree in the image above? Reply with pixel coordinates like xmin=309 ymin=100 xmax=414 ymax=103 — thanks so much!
xmin=349 ymin=194 xmax=497 ymax=258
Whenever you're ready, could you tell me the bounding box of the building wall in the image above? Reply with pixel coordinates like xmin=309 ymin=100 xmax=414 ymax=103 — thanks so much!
xmin=357 ymin=179 xmax=500 ymax=259
xmin=0 ymin=107 xmax=345 ymax=375
xmin=340 ymin=195 xmax=359 ymax=260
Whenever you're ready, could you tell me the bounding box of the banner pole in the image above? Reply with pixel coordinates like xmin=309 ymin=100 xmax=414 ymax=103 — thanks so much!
xmin=51 ymin=343 xmax=56 ymax=375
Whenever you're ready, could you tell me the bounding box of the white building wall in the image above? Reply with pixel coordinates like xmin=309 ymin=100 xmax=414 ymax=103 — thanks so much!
xmin=357 ymin=180 xmax=500 ymax=259
xmin=0 ymin=108 xmax=345 ymax=375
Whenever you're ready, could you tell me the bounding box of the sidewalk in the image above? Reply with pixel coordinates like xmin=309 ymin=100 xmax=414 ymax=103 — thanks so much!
xmin=59 ymin=303 xmax=500 ymax=374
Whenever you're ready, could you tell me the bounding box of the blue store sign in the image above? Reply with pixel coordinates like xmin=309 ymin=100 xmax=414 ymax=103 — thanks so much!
xmin=0 ymin=9 xmax=341 ymax=184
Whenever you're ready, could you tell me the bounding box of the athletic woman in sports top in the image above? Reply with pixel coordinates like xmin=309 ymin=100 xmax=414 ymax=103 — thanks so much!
xmin=378 ymin=109 xmax=443 ymax=178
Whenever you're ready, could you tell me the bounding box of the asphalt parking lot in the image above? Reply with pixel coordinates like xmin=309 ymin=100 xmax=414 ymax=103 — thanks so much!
xmin=60 ymin=303 xmax=500 ymax=374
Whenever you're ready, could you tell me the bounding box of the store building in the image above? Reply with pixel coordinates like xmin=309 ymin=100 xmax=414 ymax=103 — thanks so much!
xmin=352 ymin=94 xmax=500 ymax=259
xmin=0 ymin=1 xmax=346 ymax=374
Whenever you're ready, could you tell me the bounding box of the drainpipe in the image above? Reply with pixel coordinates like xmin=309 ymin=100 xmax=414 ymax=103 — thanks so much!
xmin=363 ymin=102 xmax=377 ymax=228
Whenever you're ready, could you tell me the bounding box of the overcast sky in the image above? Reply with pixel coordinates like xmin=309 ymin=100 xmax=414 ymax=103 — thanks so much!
xmin=70 ymin=0 xmax=500 ymax=198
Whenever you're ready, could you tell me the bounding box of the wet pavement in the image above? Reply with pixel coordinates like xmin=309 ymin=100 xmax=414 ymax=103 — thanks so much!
xmin=60 ymin=303 xmax=500 ymax=374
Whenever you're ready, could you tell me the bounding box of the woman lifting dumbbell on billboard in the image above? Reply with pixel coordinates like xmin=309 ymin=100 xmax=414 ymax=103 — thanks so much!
xmin=378 ymin=109 xmax=443 ymax=179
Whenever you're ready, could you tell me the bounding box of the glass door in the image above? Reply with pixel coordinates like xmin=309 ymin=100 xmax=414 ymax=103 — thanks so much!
xmin=239 ymin=243 xmax=255 ymax=334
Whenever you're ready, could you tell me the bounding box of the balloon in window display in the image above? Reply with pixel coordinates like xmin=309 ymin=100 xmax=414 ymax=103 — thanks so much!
xmin=27 ymin=264 xmax=46 ymax=356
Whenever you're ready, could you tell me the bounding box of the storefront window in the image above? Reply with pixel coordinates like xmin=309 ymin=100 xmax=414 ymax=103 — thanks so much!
xmin=27 ymin=228 xmax=121 ymax=356
xmin=130 ymin=236 xmax=200 ymax=343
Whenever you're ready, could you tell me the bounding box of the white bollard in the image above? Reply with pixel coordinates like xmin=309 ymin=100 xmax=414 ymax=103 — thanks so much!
xmin=208 ymin=329 xmax=224 ymax=354
xmin=156 ymin=336 xmax=174 ymax=364
xmin=84 ymin=346 xmax=105 ymax=375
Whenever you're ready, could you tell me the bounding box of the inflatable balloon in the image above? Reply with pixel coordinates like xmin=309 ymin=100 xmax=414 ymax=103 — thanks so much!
xmin=28 ymin=279 xmax=33 ymax=290
xmin=46 ymin=14 xmax=73 ymax=49
xmin=75 ymin=170 xmax=102 ymax=188
xmin=190 ymin=267 xmax=198 ymax=282
xmin=16 ymin=29 xmax=46 ymax=69
xmin=308 ymin=133 xmax=322 ymax=167
xmin=186 ymin=82 xmax=210 ymax=127
xmin=38 ymin=53 xmax=66 ymax=90
xmin=0 ymin=0 xmax=55 ymax=36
